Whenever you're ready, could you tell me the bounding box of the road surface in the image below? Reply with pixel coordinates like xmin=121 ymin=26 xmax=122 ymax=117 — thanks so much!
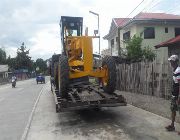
xmin=26 ymin=83 xmax=180 ymax=140
xmin=0 ymin=78 xmax=48 ymax=140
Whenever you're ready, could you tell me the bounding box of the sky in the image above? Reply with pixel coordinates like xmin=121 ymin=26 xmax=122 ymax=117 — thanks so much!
xmin=0 ymin=0 xmax=180 ymax=60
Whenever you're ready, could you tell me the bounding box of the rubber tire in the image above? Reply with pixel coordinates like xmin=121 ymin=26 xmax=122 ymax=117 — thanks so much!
xmin=102 ymin=56 xmax=116 ymax=94
xmin=52 ymin=54 xmax=61 ymax=89
xmin=58 ymin=55 xmax=69 ymax=98
xmin=51 ymin=54 xmax=61 ymax=75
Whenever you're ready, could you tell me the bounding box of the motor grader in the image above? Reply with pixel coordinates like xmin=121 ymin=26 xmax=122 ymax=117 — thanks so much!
xmin=50 ymin=16 xmax=126 ymax=112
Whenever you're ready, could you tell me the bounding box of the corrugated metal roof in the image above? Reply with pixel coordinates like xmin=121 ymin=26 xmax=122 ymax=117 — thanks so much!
xmin=134 ymin=12 xmax=180 ymax=20
xmin=113 ymin=18 xmax=131 ymax=27
xmin=104 ymin=12 xmax=180 ymax=40
xmin=155 ymin=35 xmax=180 ymax=48
xmin=113 ymin=12 xmax=180 ymax=27
xmin=0 ymin=65 xmax=8 ymax=72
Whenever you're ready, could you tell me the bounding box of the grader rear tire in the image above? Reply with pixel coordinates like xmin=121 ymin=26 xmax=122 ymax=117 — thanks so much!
xmin=58 ymin=55 xmax=69 ymax=98
xmin=52 ymin=54 xmax=61 ymax=90
xmin=102 ymin=56 xmax=116 ymax=94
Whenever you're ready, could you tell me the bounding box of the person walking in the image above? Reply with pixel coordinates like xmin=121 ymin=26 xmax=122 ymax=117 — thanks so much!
xmin=165 ymin=55 xmax=180 ymax=135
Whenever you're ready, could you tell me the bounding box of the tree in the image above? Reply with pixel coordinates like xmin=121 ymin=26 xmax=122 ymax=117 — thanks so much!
xmin=16 ymin=42 xmax=33 ymax=70
xmin=0 ymin=47 xmax=6 ymax=64
xmin=125 ymin=36 xmax=143 ymax=61
xmin=35 ymin=58 xmax=47 ymax=73
xmin=7 ymin=55 xmax=15 ymax=71
xmin=124 ymin=35 xmax=156 ymax=62
xmin=142 ymin=46 xmax=156 ymax=62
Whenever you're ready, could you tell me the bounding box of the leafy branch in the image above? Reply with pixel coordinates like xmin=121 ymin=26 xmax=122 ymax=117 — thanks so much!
xmin=124 ymin=35 xmax=156 ymax=62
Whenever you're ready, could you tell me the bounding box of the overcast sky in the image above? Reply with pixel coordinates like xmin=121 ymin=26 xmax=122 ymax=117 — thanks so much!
xmin=0 ymin=0 xmax=180 ymax=60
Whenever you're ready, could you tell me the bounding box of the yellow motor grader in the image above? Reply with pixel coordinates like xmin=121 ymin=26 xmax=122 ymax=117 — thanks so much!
xmin=50 ymin=16 xmax=126 ymax=112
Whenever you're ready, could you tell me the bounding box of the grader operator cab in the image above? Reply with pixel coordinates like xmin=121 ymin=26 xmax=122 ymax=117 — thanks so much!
xmin=50 ymin=16 xmax=126 ymax=112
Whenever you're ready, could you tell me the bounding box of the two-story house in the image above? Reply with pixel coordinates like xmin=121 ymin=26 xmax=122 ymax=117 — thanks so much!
xmin=103 ymin=18 xmax=130 ymax=56
xmin=103 ymin=12 xmax=180 ymax=63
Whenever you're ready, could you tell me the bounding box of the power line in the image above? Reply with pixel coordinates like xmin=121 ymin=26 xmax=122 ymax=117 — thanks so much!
xmin=144 ymin=0 xmax=179 ymax=14
xmin=141 ymin=0 xmax=156 ymax=12
xmin=125 ymin=0 xmax=145 ymax=19
xmin=161 ymin=0 xmax=180 ymax=14
xmin=106 ymin=0 xmax=146 ymax=37
xmin=145 ymin=0 xmax=162 ymax=12
xmin=116 ymin=0 xmax=145 ymax=28
xmin=107 ymin=0 xmax=161 ymax=38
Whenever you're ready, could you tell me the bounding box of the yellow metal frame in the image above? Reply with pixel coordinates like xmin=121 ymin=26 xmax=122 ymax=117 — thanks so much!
xmin=65 ymin=35 xmax=106 ymax=79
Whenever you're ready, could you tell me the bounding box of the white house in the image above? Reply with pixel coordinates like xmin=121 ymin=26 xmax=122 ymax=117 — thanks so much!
xmin=103 ymin=18 xmax=130 ymax=56
xmin=0 ymin=65 xmax=8 ymax=78
xmin=103 ymin=12 xmax=180 ymax=63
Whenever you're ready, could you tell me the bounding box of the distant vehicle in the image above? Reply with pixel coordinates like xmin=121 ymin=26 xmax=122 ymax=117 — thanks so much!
xmin=12 ymin=79 xmax=16 ymax=88
xmin=12 ymin=76 xmax=17 ymax=88
xmin=36 ymin=74 xmax=45 ymax=84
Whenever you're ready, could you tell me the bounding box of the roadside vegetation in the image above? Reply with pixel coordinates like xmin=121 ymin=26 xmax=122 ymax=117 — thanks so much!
xmin=0 ymin=42 xmax=47 ymax=74
xmin=124 ymin=35 xmax=156 ymax=62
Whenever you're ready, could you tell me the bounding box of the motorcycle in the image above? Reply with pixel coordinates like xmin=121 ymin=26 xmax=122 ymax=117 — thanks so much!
xmin=12 ymin=79 xmax=16 ymax=88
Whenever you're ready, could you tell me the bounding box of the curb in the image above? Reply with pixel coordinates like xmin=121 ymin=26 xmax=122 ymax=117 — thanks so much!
xmin=20 ymin=82 xmax=49 ymax=140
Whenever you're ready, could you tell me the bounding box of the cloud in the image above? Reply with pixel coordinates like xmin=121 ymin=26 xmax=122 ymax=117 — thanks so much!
xmin=0 ymin=0 xmax=179 ymax=60
xmin=29 ymin=24 xmax=61 ymax=60
xmin=0 ymin=0 xmax=83 ymax=60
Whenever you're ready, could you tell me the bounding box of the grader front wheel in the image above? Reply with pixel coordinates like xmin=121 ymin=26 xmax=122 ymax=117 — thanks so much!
xmin=101 ymin=56 xmax=116 ymax=94
xmin=58 ymin=55 xmax=69 ymax=98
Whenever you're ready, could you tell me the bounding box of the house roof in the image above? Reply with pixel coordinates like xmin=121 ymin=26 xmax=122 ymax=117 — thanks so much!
xmin=104 ymin=12 xmax=180 ymax=40
xmin=0 ymin=65 xmax=8 ymax=73
xmin=103 ymin=18 xmax=130 ymax=39
xmin=155 ymin=35 xmax=180 ymax=48
xmin=113 ymin=18 xmax=131 ymax=27
xmin=134 ymin=12 xmax=180 ymax=20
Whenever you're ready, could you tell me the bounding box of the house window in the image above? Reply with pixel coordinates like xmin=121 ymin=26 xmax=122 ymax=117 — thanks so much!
xmin=123 ymin=31 xmax=130 ymax=40
xmin=175 ymin=28 xmax=180 ymax=37
xmin=116 ymin=37 xmax=119 ymax=42
xmin=144 ymin=27 xmax=155 ymax=39
xmin=111 ymin=39 xmax=114 ymax=47
xmin=165 ymin=27 xmax=168 ymax=33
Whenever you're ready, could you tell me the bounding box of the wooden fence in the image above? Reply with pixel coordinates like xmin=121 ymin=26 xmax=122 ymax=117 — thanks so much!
xmin=116 ymin=61 xmax=173 ymax=99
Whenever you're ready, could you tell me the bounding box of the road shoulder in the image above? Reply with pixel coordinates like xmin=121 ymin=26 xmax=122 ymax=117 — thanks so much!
xmin=25 ymin=85 xmax=180 ymax=140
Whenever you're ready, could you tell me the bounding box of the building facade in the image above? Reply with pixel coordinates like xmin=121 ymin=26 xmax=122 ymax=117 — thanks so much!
xmin=0 ymin=65 xmax=9 ymax=84
xmin=103 ymin=12 xmax=180 ymax=63
xmin=0 ymin=65 xmax=8 ymax=78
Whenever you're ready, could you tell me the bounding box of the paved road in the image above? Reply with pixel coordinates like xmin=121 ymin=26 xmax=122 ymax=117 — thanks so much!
xmin=0 ymin=78 xmax=48 ymax=140
xmin=27 ymin=83 xmax=180 ymax=140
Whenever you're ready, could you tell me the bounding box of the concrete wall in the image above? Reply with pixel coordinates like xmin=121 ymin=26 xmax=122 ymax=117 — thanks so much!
xmin=118 ymin=24 xmax=180 ymax=63
xmin=106 ymin=21 xmax=180 ymax=62
xmin=0 ymin=72 xmax=8 ymax=78
xmin=106 ymin=30 xmax=119 ymax=56
xmin=0 ymin=72 xmax=9 ymax=84
xmin=136 ymin=24 xmax=180 ymax=63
